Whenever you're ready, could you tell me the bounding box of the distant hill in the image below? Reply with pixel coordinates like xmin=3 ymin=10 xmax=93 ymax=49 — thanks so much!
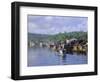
xmin=28 ymin=31 xmax=87 ymax=42
xmin=28 ymin=33 xmax=51 ymax=42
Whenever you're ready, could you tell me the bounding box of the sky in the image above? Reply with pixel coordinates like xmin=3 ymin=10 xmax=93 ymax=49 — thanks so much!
xmin=28 ymin=15 xmax=88 ymax=35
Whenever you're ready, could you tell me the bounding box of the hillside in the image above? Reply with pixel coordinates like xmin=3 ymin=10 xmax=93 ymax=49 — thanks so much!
xmin=28 ymin=31 xmax=87 ymax=42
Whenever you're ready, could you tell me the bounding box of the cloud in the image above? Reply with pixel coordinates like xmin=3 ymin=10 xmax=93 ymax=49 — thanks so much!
xmin=28 ymin=15 xmax=88 ymax=34
xmin=28 ymin=23 xmax=38 ymax=33
xmin=44 ymin=16 xmax=53 ymax=21
xmin=29 ymin=23 xmax=38 ymax=28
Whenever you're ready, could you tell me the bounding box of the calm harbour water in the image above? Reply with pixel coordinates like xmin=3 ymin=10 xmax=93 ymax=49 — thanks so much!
xmin=28 ymin=47 xmax=87 ymax=67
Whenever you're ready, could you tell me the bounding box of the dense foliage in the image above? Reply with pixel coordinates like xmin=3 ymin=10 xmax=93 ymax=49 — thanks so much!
xmin=28 ymin=31 xmax=87 ymax=42
xmin=48 ymin=31 xmax=87 ymax=42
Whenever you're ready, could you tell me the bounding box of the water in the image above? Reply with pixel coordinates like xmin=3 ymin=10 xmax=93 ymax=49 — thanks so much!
xmin=28 ymin=47 xmax=87 ymax=67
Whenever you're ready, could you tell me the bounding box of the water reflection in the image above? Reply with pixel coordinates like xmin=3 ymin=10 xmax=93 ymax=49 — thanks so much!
xmin=28 ymin=47 xmax=87 ymax=67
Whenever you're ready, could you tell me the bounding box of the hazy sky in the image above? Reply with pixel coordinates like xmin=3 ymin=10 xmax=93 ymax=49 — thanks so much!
xmin=28 ymin=15 xmax=88 ymax=35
